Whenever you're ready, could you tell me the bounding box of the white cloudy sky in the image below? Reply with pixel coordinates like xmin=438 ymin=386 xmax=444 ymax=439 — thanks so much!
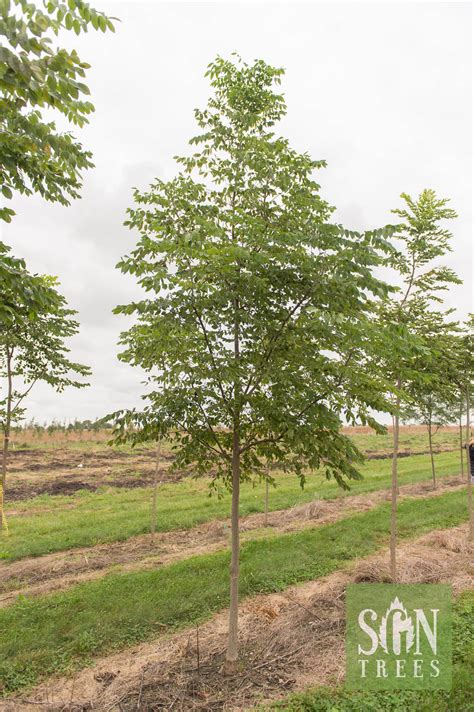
xmin=2 ymin=1 xmax=472 ymax=424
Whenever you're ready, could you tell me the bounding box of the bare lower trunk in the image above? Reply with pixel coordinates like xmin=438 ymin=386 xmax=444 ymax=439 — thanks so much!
xmin=0 ymin=433 xmax=9 ymax=533
xmin=224 ymin=427 xmax=240 ymax=672
xmin=224 ymin=285 xmax=241 ymax=674
xmin=1 ymin=431 xmax=8 ymax=493
xmin=460 ymin=400 xmax=465 ymax=481
xmin=390 ymin=385 xmax=401 ymax=580
xmin=466 ymin=389 xmax=473 ymax=541
xmin=428 ymin=422 xmax=436 ymax=489
xmin=264 ymin=473 xmax=269 ymax=527
xmin=150 ymin=443 xmax=160 ymax=539
xmin=1 ymin=348 xmax=12 ymax=533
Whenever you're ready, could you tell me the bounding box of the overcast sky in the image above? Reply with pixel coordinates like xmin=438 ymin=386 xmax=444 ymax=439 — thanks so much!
xmin=2 ymin=1 xmax=472 ymax=424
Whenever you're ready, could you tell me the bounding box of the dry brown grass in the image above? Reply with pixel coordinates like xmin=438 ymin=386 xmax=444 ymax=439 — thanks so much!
xmin=7 ymin=523 xmax=472 ymax=712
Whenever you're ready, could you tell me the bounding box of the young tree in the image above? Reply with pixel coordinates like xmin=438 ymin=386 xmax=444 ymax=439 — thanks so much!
xmin=378 ymin=190 xmax=460 ymax=578
xmin=0 ymin=270 xmax=90 ymax=529
xmin=115 ymin=56 xmax=397 ymax=671
xmin=1 ymin=242 xmax=68 ymax=528
xmin=107 ymin=409 xmax=171 ymax=540
xmin=451 ymin=316 xmax=474 ymax=540
xmin=401 ymin=312 xmax=460 ymax=489
xmin=0 ymin=0 xmax=115 ymax=223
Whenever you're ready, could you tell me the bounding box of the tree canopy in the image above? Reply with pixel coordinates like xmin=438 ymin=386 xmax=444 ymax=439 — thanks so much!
xmin=115 ymin=56 xmax=398 ymax=488
xmin=0 ymin=266 xmax=90 ymax=529
xmin=0 ymin=0 xmax=115 ymax=222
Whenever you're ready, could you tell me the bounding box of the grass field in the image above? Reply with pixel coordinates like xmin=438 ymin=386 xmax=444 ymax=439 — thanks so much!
xmin=10 ymin=425 xmax=462 ymax=453
xmin=1 ymin=450 xmax=461 ymax=560
xmin=0 ymin=489 xmax=468 ymax=693
xmin=0 ymin=426 xmax=470 ymax=708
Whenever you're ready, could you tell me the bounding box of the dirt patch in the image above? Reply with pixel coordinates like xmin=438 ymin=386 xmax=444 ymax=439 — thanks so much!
xmin=0 ymin=476 xmax=464 ymax=607
xmin=6 ymin=523 xmax=472 ymax=712
xmin=5 ymin=446 xmax=187 ymax=501
xmin=5 ymin=436 xmax=459 ymax=503
xmin=5 ymin=471 xmax=186 ymax=501
xmin=365 ymin=447 xmax=456 ymax=460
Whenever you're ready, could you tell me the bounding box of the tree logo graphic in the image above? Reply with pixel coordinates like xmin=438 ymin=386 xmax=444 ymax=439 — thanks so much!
xmin=346 ymin=584 xmax=452 ymax=690
xmin=378 ymin=597 xmax=415 ymax=655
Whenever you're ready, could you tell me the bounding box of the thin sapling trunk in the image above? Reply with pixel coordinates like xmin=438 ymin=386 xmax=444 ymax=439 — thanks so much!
xmin=150 ymin=442 xmax=160 ymax=540
xmin=264 ymin=469 xmax=269 ymax=527
xmin=460 ymin=398 xmax=465 ymax=481
xmin=224 ymin=295 xmax=241 ymax=673
xmin=1 ymin=348 xmax=13 ymax=533
xmin=427 ymin=420 xmax=436 ymax=489
xmin=390 ymin=381 xmax=401 ymax=580
xmin=225 ymin=424 xmax=241 ymax=672
xmin=466 ymin=388 xmax=473 ymax=541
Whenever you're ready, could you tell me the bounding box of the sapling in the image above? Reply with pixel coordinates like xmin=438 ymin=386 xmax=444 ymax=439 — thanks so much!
xmin=264 ymin=472 xmax=269 ymax=528
xmin=459 ymin=397 xmax=466 ymax=480
xmin=401 ymin=311 xmax=460 ymax=489
xmin=0 ymin=272 xmax=90 ymax=529
xmin=452 ymin=316 xmax=474 ymax=540
xmin=151 ymin=443 xmax=161 ymax=540
xmin=378 ymin=190 xmax=460 ymax=578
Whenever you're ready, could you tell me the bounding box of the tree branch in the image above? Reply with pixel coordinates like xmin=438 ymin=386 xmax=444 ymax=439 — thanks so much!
xmin=239 ymin=347 xmax=357 ymax=455
xmin=242 ymin=294 xmax=311 ymax=401
xmin=190 ymin=303 xmax=233 ymax=416
xmin=193 ymin=395 xmax=229 ymax=459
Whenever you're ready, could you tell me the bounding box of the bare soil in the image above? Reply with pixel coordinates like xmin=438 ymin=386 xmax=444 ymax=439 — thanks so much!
xmin=5 ymin=424 xmax=460 ymax=502
xmin=0 ymin=477 xmax=464 ymax=607
xmin=6 ymin=524 xmax=472 ymax=712
xmin=5 ymin=447 xmax=184 ymax=502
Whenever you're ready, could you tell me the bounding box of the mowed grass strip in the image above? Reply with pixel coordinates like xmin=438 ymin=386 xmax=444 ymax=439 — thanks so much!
xmin=268 ymin=591 xmax=474 ymax=712
xmin=0 ymin=489 xmax=468 ymax=694
xmin=2 ymin=450 xmax=461 ymax=561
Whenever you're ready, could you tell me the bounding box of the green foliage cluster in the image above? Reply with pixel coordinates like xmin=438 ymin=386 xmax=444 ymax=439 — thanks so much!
xmin=114 ymin=56 xmax=399 ymax=492
xmin=0 ymin=0 xmax=108 ymax=519
xmin=12 ymin=416 xmax=111 ymax=434
xmin=0 ymin=272 xmax=90 ymax=427
xmin=0 ymin=0 xmax=115 ymax=221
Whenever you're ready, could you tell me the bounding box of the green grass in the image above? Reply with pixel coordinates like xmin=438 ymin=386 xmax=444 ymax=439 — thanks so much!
xmin=1 ymin=450 xmax=461 ymax=561
xmin=0 ymin=488 xmax=468 ymax=694
xmin=10 ymin=434 xmax=173 ymax=454
xmin=268 ymin=590 xmax=474 ymax=712
xmin=10 ymin=428 xmax=460 ymax=455
xmin=349 ymin=429 xmax=460 ymax=455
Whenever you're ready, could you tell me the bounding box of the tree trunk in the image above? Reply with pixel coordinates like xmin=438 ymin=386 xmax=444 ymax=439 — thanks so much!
xmin=459 ymin=398 xmax=465 ymax=481
xmin=1 ymin=349 xmax=12 ymax=533
xmin=224 ymin=425 xmax=240 ymax=672
xmin=264 ymin=471 xmax=269 ymax=527
xmin=150 ymin=442 xmax=160 ymax=540
xmin=390 ymin=382 xmax=401 ymax=580
xmin=428 ymin=421 xmax=436 ymax=489
xmin=224 ymin=291 xmax=241 ymax=674
xmin=466 ymin=388 xmax=473 ymax=541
